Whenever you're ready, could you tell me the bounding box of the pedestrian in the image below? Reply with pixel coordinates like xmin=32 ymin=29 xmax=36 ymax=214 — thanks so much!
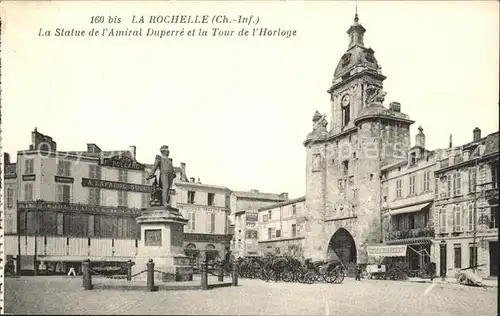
xmin=355 ymin=263 xmax=362 ymax=281
xmin=67 ymin=265 xmax=76 ymax=277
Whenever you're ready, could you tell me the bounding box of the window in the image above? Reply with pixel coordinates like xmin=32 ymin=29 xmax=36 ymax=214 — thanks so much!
xmin=292 ymin=224 xmax=297 ymax=237
xmin=491 ymin=164 xmax=498 ymax=188
xmin=410 ymin=152 xmax=417 ymax=166
xmin=469 ymin=245 xmax=478 ymax=268
xmin=453 ymin=172 xmax=461 ymax=196
xmin=423 ymin=171 xmax=431 ymax=191
xmin=268 ymin=210 xmax=272 ymax=220
xmin=24 ymin=159 xmax=34 ymax=174
xmin=469 ymin=167 xmax=477 ymax=193
xmin=342 ymin=104 xmax=350 ymax=126
xmin=207 ymin=193 xmax=215 ymax=206
xmin=338 ymin=179 xmax=344 ymax=189
xmin=88 ymin=188 xmax=100 ymax=205
xmin=268 ymin=228 xmax=272 ymax=240
xmin=467 ymin=204 xmax=474 ymax=231
xmin=276 ymin=229 xmax=281 ymax=238
xmin=57 ymin=185 xmax=71 ymax=203
xmin=57 ymin=160 xmax=72 ymax=177
xmin=447 ymin=175 xmax=452 ymax=197
xmin=118 ymin=170 xmax=128 ymax=182
xmin=24 ymin=183 xmax=34 ymax=201
xmin=263 ymin=215 xmax=268 ymax=222
xmin=454 ymin=244 xmax=462 ymax=269
xmin=188 ymin=191 xmax=195 ymax=204
xmin=453 ymin=205 xmax=462 ymax=232
xmin=56 ymin=213 xmax=64 ymax=235
xmin=292 ymin=204 xmax=297 ymax=215
xmin=490 ymin=201 xmax=498 ymax=229
xmin=343 ymin=161 xmax=349 ymax=176
xmin=439 ymin=208 xmax=447 ymax=233
xmin=396 ymin=180 xmax=402 ymax=198
xmin=89 ymin=165 xmax=101 ymax=179
xmin=118 ymin=191 xmax=128 ymax=207
xmin=208 ymin=213 xmax=215 ymax=233
xmin=409 ymin=176 xmax=416 ymax=195
xmin=435 ymin=178 xmax=439 ymax=199
xmin=188 ymin=213 xmax=196 ymax=231
xmin=6 ymin=187 xmax=14 ymax=208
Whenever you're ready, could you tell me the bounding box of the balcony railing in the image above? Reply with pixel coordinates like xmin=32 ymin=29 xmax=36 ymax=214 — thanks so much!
xmin=386 ymin=227 xmax=435 ymax=241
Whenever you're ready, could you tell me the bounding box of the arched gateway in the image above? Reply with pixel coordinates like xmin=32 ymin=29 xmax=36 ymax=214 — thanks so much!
xmin=327 ymin=228 xmax=357 ymax=264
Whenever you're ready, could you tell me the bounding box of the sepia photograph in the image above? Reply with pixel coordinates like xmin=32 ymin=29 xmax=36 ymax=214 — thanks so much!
xmin=0 ymin=1 xmax=498 ymax=315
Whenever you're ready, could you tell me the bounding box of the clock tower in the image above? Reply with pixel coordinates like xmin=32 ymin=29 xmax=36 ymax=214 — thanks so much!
xmin=303 ymin=13 xmax=414 ymax=263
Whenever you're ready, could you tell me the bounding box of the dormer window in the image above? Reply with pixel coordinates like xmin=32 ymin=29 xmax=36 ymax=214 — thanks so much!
xmin=341 ymin=53 xmax=351 ymax=67
xmin=409 ymin=152 xmax=417 ymax=166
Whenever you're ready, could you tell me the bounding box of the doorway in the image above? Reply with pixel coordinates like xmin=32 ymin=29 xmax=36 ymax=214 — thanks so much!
xmin=489 ymin=241 xmax=498 ymax=277
xmin=439 ymin=243 xmax=447 ymax=277
xmin=327 ymin=228 xmax=357 ymax=263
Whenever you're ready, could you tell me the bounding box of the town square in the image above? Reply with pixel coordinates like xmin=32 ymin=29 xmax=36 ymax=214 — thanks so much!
xmin=1 ymin=1 xmax=499 ymax=315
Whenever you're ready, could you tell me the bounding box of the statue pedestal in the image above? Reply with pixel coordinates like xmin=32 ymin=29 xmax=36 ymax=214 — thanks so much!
xmin=132 ymin=205 xmax=193 ymax=282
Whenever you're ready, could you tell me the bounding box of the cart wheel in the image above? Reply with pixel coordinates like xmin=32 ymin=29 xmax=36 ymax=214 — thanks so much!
xmin=333 ymin=270 xmax=345 ymax=284
xmin=281 ymin=271 xmax=293 ymax=283
xmin=305 ymin=272 xmax=316 ymax=284
xmin=323 ymin=270 xmax=336 ymax=283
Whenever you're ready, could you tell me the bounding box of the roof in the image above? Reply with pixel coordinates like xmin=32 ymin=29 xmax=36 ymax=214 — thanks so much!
xmin=258 ymin=196 xmax=306 ymax=211
xmin=334 ymin=45 xmax=379 ymax=78
xmin=483 ymin=132 xmax=499 ymax=155
xmin=232 ymin=190 xmax=286 ymax=201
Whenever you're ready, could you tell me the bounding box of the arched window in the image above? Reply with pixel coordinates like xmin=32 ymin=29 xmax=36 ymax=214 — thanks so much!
xmin=185 ymin=243 xmax=196 ymax=250
xmin=342 ymin=105 xmax=350 ymax=127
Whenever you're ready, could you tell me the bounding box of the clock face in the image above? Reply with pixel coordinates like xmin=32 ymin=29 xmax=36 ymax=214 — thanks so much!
xmin=341 ymin=94 xmax=350 ymax=107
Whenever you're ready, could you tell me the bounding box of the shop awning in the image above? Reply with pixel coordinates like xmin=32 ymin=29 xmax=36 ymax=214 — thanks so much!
xmin=389 ymin=202 xmax=432 ymax=216
xmin=367 ymin=245 xmax=407 ymax=257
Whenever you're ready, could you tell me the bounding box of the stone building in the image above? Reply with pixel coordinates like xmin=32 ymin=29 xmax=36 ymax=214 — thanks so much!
xmin=379 ymin=127 xmax=442 ymax=273
xmin=303 ymin=14 xmax=414 ymax=264
xmin=257 ymin=196 xmax=307 ymax=257
xmin=229 ymin=190 xmax=288 ymax=258
xmin=3 ymin=128 xmax=233 ymax=273
xmin=434 ymin=129 xmax=498 ymax=278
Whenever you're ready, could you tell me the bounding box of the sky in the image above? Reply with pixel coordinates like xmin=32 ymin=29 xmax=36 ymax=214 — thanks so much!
xmin=1 ymin=1 xmax=499 ymax=198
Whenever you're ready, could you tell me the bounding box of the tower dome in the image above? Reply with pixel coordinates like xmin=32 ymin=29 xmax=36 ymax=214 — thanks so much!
xmin=333 ymin=14 xmax=380 ymax=79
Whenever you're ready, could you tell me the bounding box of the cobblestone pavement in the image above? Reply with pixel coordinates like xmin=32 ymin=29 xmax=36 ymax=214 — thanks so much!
xmin=5 ymin=276 xmax=497 ymax=315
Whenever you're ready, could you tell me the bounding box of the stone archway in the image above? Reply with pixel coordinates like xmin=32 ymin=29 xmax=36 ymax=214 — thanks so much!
xmin=327 ymin=228 xmax=357 ymax=264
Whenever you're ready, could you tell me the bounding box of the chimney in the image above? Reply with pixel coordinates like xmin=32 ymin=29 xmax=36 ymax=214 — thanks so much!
xmin=129 ymin=146 xmax=137 ymax=159
xmin=197 ymin=177 xmax=201 ymax=184
xmin=449 ymin=134 xmax=453 ymax=148
xmin=415 ymin=126 xmax=425 ymax=148
xmin=4 ymin=153 xmax=10 ymax=164
xmin=279 ymin=192 xmax=289 ymax=200
xmin=180 ymin=162 xmax=186 ymax=175
xmin=473 ymin=127 xmax=481 ymax=142
xmin=190 ymin=177 xmax=195 ymax=183
xmin=389 ymin=102 xmax=401 ymax=112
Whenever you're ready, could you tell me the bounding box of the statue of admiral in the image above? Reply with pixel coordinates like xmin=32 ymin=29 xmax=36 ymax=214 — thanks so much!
xmin=146 ymin=145 xmax=176 ymax=206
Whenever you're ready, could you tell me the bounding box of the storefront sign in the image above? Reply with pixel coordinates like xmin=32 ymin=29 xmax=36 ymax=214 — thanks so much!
xmin=184 ymin=233 xmax=232 ymax=243
xmin=22 ymin=174 xmax=36 ymax=181
xmin=246 ymin=213 xmax=258 ymax=222
xmin=81 ymin=178 xmax=151 ymax=193
xmin=367 ymin=245 xmax=407 ymax=257
xmin=54 ymin=176 xmax=74 ymax=183
xmin=17 ymin=201 xmax=142 ymax=216
xmin=100 ymin=155 xmax=145 ymax=171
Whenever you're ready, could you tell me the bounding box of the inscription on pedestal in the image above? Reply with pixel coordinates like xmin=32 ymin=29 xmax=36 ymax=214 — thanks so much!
xmin=145 ymin=229 xmax=162 ymax=246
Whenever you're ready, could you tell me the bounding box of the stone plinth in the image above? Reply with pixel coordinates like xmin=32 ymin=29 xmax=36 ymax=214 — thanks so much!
xmin=132 ymin=205 xmax=193 ymax=282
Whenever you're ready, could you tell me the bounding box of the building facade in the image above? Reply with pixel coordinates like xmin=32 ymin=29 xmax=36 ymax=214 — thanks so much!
xmin=257 ymin=196 xmax=307 ymax=257
xmin=434 ymin=129 xmax=498 ymax=278
xmin=380 ymin=127 xmax=441 ymax=274
xmin=230 ymin=190 xmax=288 ymax=258
xmin=3 ymin=128 xmax=233 ymax=273
xmin=303 ymin=14 xmax=414 ymax=264
xmin=174 ymin=177 xmax=232 ymax=265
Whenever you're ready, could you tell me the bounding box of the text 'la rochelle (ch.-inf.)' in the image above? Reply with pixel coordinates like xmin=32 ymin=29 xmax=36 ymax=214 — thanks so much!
xmin=37 ymin=14 xmax=298 ymax=39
